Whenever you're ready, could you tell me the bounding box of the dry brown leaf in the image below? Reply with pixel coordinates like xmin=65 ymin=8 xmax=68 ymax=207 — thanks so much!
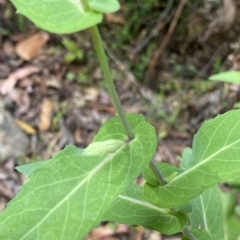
xmin=15 ymin=32 xmax=49 ymax=61
xmin=105 ymin=13 xmax=126 ymax=25
xmin=0 ymin=66 xmax=40 ymax=95
xmin=38 ymin=99 xmax=53 ymax=131
xmin=15 ymin=119 xmax=36 ymax=135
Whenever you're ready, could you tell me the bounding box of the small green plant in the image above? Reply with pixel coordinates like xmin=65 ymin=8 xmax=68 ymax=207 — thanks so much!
xmin=62 ymin=38 xmax=84 ymax=63
xmin=1 ymin=1 xmax=240 ymax=239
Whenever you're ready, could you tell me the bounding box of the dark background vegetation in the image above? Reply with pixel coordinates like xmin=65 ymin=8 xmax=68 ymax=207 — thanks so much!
xmin=0 ymin=0 xmax=240 ymax=239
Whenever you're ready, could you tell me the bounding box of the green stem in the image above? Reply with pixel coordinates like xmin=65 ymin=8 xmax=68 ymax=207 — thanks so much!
xmin=183 ymin=227 xmax=197 ymax=240
xmin=149 ymin=161 xmax=166 ymax=185
xmin=89 ymin=25 xmax=135 ymax=140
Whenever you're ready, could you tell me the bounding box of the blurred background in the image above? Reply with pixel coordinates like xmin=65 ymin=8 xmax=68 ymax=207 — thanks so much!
xmin=0 ymin=0 xmax=240 ymax=239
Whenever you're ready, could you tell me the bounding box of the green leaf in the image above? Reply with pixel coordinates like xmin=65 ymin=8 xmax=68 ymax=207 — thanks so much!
xmin=62 ymin=39 xmax=79 ymax=52
xmin=88 ymin=0 xmax=120 ymax=13
xmin=221 ymin=191 xmax=240 ymax=240
xmin=209 ymin=71 xmax=240 ymax=84
xmin=10 ymin=0 xmax=102 ymax=34
xmin=187 ymin=186 xmax=223 ymax=240
xmin=0 ymin=114 xmax=157 ymax=239
xmin=144 ymin=110 xmax=240 ymax=208
xmin=16 ymin=160 xmax=49 ymax=177
xmin=143 ymin=162 xmax=192 ymax=214
xmin=64 ymin=52 xmax=77 ymax=63
xmin=83 ymin=139 xmax=125 ymax=155
xmin=143 ymin=162 xmax=182 ymax=187
xmin=103 ymin=183 xmax=187 ymax=235
xmin=180 ymin=147 xmax=192 ymax=170
xmin=182 ymin=229 xmax=212 ymax=240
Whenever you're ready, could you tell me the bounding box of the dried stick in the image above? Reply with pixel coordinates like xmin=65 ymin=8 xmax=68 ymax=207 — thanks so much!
xmin=146 ymin=0 xmax=188 ymax=77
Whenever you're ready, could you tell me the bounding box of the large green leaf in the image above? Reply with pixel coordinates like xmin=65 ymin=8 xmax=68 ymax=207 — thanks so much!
xmin=187 ymin=186 xmax=223 ymax=240
xmin=10 ymin=0 xmax=102 ymax=34
xmin=144 ymin=110 xmax=240 ymax=208
xmin=88 ymin=0 xmax=120 ymax=13
xmin=182 ymin=229 xmax=212 ymax=240
xmin=221 ymin=191 xmax=240 ymax=240
xmin=103 ymin=183 xmax=187 ymax=235
xmin=209 ymin=71 xmax=240 ymax=84
xmin=0 ymin=114 xmax=157 ymax=240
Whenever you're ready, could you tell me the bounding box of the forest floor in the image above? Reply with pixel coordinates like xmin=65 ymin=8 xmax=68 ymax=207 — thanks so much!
xmin=1 ymin=0 xmax=240 ymax=239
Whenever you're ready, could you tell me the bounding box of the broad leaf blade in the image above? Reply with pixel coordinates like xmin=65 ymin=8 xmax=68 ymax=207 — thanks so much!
xmin=188 ymin=186 xmax=223 ymax=240
xmin=10 ymin=0 xmax=102 ymax=34
xmin=103 ymin=183 xmax=187 ymax=235
xmin=221 ymin=191 xmax=240 ymax=240
xmin=0 ymin=115 xmax=157 ymax=239
xmin=144 ymin=110 xmax=240 ymax=208
xmin=209 ymin=71 xmax=240 ymax=84
xmin=182 ymin=229 xmax=212 ymax=240
xmin=88 ymin=0 xmax=120 ymax=13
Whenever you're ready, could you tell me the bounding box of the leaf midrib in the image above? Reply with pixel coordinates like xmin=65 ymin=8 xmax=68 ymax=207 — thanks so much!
xmin=118 ymin=195 xmax=169 ymax=214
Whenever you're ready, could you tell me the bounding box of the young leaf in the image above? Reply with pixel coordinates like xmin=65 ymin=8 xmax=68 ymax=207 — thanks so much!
xmin=103 ymin=183 xmax=188 ymax=235
xmin=10 ymin=0 xmax=102 ymax=34
xmin=88 ymin=0 xmax=120 ymax=13
xmin=144 ymin=110 xmax=240 ymax=208
xmin=0 ymin=114 xmax=157 ymax=239
xmin=187 ymin=186 xmax=223 ymax=240
xmin=221 ymin=191 xmax=240 ymax=240
xmin=209 ymin=71 xmax=240 ymax=84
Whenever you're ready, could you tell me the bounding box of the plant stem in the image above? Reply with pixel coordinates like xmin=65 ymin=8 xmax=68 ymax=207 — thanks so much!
xmin=89 ymin=23 xmax=169 ymax=219
xmin=83 ymin=2 xmax=195 ymax=239
xmin=149 ymin=161 xmax=166 ymax=185
xmin=89 ymin=25 xmax=135 ymax=140
xmin=183 ymin=227 xmax=197 ymax=240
